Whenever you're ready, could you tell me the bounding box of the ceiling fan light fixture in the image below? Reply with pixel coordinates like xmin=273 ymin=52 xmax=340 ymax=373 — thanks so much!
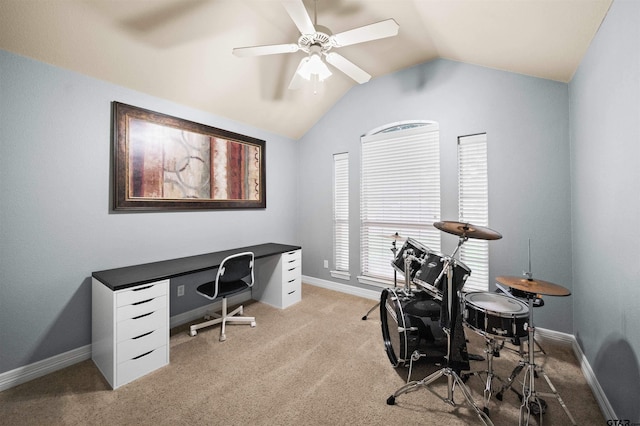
xmin=297 ymin=52 xmax=332 ymax=81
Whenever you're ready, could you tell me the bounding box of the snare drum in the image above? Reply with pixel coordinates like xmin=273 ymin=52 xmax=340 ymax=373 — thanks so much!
xmin=380 ymin=287 xmax=444 ymax=367
xmin=391 ymin=238 xmax=430 ymax=280
xmin=462 ymin=292 xmax=529 ymax=339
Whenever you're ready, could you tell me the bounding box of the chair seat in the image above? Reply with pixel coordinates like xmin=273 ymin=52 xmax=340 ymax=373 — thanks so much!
xmin=196 ymin=279 xmax=248 ymax=299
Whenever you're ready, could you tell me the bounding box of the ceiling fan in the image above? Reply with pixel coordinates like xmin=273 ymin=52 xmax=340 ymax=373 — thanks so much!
xmin=232 ymin=0 xmax=399 ymax=90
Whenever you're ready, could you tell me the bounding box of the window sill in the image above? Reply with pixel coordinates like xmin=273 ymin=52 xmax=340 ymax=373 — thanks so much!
xmin=357 ymin=275 xmax=394 ymax=289
xmin=330 ymin=270 xmax=351 ymax=281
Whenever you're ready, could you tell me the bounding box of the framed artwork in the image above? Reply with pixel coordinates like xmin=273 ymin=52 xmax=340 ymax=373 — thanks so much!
xmin=112 ymin=102 xmax=266 ymax=211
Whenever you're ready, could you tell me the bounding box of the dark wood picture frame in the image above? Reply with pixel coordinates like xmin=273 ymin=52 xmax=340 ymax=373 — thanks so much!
xmin=112 ymin=102 xmax=266 ymax=211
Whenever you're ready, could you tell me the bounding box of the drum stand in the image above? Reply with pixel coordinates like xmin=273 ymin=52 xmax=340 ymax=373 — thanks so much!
xmin=462 ymin=337 xmax=507 ymax=417
xmin=362 ymin=235 xmax=400 ymax=320
xmin=496 ymin=293 xmax=576 ymax=426
xmin=387 ymin=237 xmax=493 ymax=426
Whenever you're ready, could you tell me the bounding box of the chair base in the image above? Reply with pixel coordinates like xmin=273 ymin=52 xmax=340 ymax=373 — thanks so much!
xmin=189 ymin=297 xmax=256 ymax=341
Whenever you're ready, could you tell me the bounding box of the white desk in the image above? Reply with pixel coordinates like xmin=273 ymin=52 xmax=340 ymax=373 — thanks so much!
xmin=91 ymin=243 xmax=301 ymax=389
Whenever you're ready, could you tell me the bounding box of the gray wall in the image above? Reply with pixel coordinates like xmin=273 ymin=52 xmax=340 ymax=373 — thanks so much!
xmin=0 ymin=50 xmax=299 ymax=374
xmin=298 ymin=58 xmax=572 ymax=333
xmin=569 ymin=0 xmax=640 ymax=421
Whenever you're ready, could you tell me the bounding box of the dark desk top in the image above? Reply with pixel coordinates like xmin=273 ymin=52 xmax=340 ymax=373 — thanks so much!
xmin=92 ymin=243 xmax=301 ymax=291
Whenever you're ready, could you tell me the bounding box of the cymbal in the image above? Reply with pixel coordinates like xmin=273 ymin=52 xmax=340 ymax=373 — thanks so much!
xmin=496 ymin=276 xmax=571 ymax=296
xmin=434 ymin=221 xmax=503 ymax=240
xmin=386 ymin=233 xmax=406 ymax=240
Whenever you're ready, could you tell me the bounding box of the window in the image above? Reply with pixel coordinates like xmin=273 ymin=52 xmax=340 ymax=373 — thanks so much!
xmin=458 ymin=133 xmax=489 ymax=292
xmin=359 ymin=122 xmax=440 ymax=286
xmin=332 ymin=153 xmax=350 ymax=279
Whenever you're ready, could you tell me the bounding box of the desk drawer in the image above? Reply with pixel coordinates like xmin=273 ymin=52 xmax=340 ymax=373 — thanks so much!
xmin=282 ymin=287 xmax=301 ymax=308
xmin=117 ymin=295 xmax=166 ymax=322
xmin=283 ymin=250 xmax=301 ymax=265
xmin=116 ymin=281 xmax=168 ymax=307
xmin=117 ymin=309 xmax=166 ymax=342
xmin=117 ymin=327 xmax=167 ymax=362
xmin=283 ymin=275 xmax=301 ymax=295
xmin=117 ymin=345 xmax=168 ymax=387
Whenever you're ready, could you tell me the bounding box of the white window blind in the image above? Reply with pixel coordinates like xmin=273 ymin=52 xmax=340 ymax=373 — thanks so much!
xmin=360 ymin=123 xmax=441 ymax=285
xmin=333 ymin=153 xmax=349 ymax=274
xmin=458 ymin=133 xmax=489 ymax=292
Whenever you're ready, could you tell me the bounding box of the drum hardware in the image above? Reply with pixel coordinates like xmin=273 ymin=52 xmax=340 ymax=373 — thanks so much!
xmin=495 ymin=283 xmax=547 ymax=360
xmin=386 ymin=221 xmax=502 ymax=426
xmin=362 ymin=233 xmax=404 ymax=321
xmin=460 ymin=291 xmax=530 ymax=417
xmin=462 ymin=337 xmax=508 ymax=417
xmin=494 ymin=273 xmax=576 ymax=426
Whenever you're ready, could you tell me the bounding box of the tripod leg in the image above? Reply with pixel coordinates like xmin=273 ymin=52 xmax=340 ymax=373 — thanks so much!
xmin=539 ymin=369 xmax=577 ymax=425
xmin=362 ymin=301 xmax=380 ymax=320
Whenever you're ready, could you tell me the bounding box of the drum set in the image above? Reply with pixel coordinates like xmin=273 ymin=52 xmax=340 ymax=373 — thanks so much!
xmin=377 ymin=221 xmax=576 ymax=426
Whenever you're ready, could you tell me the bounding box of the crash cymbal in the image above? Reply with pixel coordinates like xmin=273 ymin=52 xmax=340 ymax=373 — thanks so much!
xmin=496 ymin=276 xmax=571 ymax=296
xmin=434 ymin=221 xmax=503 ymax=240
xmin=386 ymin=233 xmax=406 ymax=240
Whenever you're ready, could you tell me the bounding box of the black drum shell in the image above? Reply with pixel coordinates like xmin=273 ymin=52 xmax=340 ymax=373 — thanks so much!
xmin=380 ymin=288 xmax=443 ymax=367
xmin=462 ymin=292 xmax=529 ymax=339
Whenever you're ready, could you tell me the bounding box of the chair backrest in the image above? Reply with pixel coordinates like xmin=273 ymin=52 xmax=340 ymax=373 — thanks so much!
xmin=216 ymin=251 xmax=254 ymax=287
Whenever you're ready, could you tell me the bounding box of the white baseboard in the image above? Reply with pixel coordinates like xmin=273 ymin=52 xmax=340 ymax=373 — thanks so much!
xmin=302 ymin=275 xmax=381 ymax=301
xmin=0 ymin=278 xmax=618 ymax=421
xmin=0 ymin=344 xmax=92 ymax=392
xmin=303 ymin=275 xmax=616 ymax=421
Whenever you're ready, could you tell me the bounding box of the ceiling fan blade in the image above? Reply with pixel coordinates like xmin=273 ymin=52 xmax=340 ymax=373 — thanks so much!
xmin=331 ymin=18 xmax=399 ymax=47
xmin=232 ymin=43 xmax=299 ymax=57
xmin=282 ymin=0 xmax=315 ymax=35
xmin=325 ymin=52 xmax=371 ymax=84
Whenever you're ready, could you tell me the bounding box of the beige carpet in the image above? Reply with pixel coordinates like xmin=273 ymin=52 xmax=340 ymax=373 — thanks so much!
xmin=0 ymin=284 xmax=604 ymax=425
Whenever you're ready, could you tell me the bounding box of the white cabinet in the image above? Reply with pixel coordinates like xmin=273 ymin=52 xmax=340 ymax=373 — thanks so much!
xmin=254 ymin=249 xmax=302 ymax=309
xmin=92 ymin=279 xmax=169 ymax=389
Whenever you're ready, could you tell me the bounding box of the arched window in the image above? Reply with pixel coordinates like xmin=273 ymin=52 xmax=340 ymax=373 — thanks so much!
xmin=359 ymin=121 xmax=441 ymax=286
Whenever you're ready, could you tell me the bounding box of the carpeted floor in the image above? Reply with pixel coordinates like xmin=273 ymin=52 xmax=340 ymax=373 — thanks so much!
xmin=0 ymin=284 xmax=604 ymax=425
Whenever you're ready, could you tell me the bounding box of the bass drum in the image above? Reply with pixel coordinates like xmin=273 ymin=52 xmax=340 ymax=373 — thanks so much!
xmin=380 ymin=287 xmax=445 ymax=367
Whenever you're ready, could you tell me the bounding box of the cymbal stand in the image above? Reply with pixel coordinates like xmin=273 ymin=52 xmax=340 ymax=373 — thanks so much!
xmin=496 ymin=292 xmax=576 ymax=426
xmin=387 ymin=236 xmax=493 ymax=426
xmin=362 ymin=235 xmax=400 ymax=320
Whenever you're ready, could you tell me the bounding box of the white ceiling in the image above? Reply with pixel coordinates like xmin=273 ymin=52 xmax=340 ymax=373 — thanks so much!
xmin=0 ymin=0 xmax=612 ymax=140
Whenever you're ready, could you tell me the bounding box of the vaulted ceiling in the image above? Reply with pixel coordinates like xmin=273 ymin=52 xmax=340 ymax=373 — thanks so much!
xmin=0 ymin=0 xmax=612 ymax=139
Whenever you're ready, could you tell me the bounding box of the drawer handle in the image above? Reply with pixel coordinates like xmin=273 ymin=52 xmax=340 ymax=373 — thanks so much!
xmin=132 ymin=311 xmax=154 ymax=320
xmin=288 ymin=279 xmax=296 ymax=283
xmin=133 ymin=285 xmax=153 ymax=292
xmin=287 ymin=290 xmax=296 ymax=295
xmin=132 ymin=349 xmax=154 ymax=360
xmin=287 ymin=259 xmax=296 ymax=263
xmin=287 ymin=251 xmax=297 ymax=255
xmin=132 ymin=298 xmax=153 ymax=306
xmin=132 ymin=330 xmax=154 ymax=340
xmin=288 ymin=267 xmax=296 ymax=272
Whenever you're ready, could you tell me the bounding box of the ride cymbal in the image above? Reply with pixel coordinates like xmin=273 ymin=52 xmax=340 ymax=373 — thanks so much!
xmin=434 ymin=221 xmax=503 ymax=240
xmin=496 ymin=276 xmax=571 ymax=296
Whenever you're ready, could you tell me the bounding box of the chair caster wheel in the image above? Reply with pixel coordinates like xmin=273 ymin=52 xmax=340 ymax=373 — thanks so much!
xmin=361 ymin=315 xmax=367 ymax=320
xmin=219 ymin=334 xmax=227 ymax=342
xmin=386 ymin=396 xmax=396 ymax=405
xmin=189 ymin=330 xmax=197 ymax=337
xmin=496 ymin=392 xmax=503 ymax=401
xmin=251 ymin=321 xmax=256 ymax=327
xmin=483 ymin=407 xmax=490 ymax=417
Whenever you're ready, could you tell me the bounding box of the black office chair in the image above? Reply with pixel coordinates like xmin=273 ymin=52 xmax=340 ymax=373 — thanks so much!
xmin=189 ymin=252 xmax=256 ymax=341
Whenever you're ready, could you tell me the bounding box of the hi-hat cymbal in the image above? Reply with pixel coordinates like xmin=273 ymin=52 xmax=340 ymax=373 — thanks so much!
xmin=434 ymin=221 xmax=503 ymax=240
xmin=496 ymin=276 xmax=571 ymax=296
xmin=386 ymin=233 xmax=406 ymax=240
